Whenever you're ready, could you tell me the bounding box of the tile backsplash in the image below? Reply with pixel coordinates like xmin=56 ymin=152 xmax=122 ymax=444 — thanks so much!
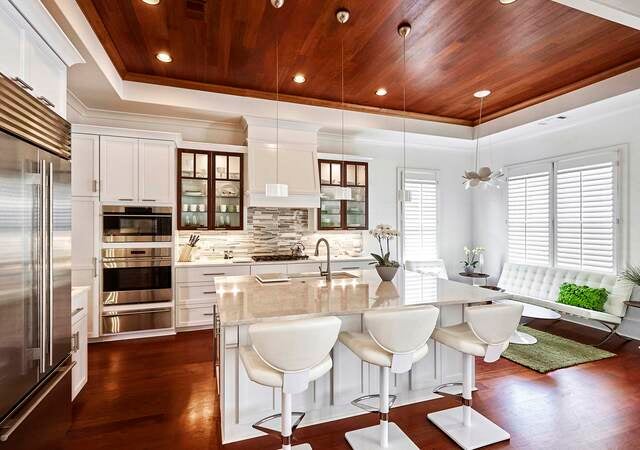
xmin=177 ymin=207 xmax=364 ymax=259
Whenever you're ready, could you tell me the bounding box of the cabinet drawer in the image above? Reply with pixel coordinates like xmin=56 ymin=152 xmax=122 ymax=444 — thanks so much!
xmin=177 ymin=304 xmax=215 ymax=328
xmin=250 ymin=264 xmax=287 ymax=275
xmin=287 ymin=262 xmax=319 ymax=274
xmin=333 ymin=260 xmax=372 ymax=271
xmin=176 ymin=265 xmax=251 ymax=283
xmin=176 ymin=283 xmax=217 ymax=304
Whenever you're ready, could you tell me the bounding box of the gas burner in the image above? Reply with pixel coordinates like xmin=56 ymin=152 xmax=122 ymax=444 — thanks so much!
xmin=251 ymin=255 xmax=310 ymax=262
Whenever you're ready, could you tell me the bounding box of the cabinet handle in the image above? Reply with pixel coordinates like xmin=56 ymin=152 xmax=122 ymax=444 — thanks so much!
xmin=93 ymin=257 xmax=98 ymax=278
xmin=36 ymin=96 xmax=55 ymax=108
xmin=72 ymin=331 xmax=80 ymax=352
xmin=11 ymin=76 xmax=33 ymax=91
xmin=118 ymin=198 xmax=134 ymax=201
xmin=203 ymin=313 xmax=214 ymax=316
xmin=141 ymin=199 xmax=156 ymax=202
xmin=203 ymin=273 xmax=225 ymax=276
xmin=92 ymin=179 xmax=98 ymax=193
xmin=202 ymin=291 xmax=216 ymax=295
xmin=340 ymin=266 xmax=360 ymax=270
xmin=72 ymin=307 xmax=84 ymax=317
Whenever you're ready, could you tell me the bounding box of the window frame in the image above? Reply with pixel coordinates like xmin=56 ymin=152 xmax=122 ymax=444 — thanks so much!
xmin=397 ymin=167 xmax=441 ymax=265
xmin=504 ymin=145 xmax=627 ymax=274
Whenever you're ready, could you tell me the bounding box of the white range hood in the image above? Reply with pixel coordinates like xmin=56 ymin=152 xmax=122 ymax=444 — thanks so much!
xmin=242 ymin=116 xmax=321 ymax=208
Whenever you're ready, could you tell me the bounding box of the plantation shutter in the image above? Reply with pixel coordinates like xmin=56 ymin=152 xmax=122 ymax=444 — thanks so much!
xmin=402 ymin=170 xmax=438 ymax=262
xmin=555 ymin=154 xmax=618 ymax=273
xmin=507 ymin=166 xmax=551 ymax=266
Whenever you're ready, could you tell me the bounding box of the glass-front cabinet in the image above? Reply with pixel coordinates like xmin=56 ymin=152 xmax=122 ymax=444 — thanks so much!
xmin=178 ymin=150 xmax=243 ymax=230
xmin=318 ymin=159 xmax=368 ymax=230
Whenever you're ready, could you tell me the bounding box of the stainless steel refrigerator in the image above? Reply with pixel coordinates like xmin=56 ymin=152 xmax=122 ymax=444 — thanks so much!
xmin=0 ymin=73 xmax=73 ymax=449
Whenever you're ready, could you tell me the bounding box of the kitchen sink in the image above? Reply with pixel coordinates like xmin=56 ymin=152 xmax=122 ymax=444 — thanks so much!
xmin=288 ymin=271 xmax=360 ymax=280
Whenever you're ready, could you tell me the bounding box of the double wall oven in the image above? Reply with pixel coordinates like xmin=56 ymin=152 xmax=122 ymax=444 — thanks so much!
xmin=101 ymin=206 xmax=173 ymax=336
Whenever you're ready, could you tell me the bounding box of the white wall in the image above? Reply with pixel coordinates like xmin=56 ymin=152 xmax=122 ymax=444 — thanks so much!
xmin=472 ymin=105 xmax=640 ymax=337
xmin=319 ymin=136 xmax=474 ymax=280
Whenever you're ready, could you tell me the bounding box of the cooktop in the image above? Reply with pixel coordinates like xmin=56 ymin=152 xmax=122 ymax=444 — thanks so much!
xmin=251 ymin=255 xmax=310 ymax=262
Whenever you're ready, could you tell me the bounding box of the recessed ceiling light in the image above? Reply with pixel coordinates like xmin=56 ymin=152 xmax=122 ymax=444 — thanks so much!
xmin=473 ymin=90 xmax=492 ymax=98
xmin=156 ymin=52 xmax=172 ymax=63
xmin=375 ymin=88 xmax=388 ymax=96
xmin=499 ymin=0 xmax=517 ymax=4
xmin=142 ymin=0 xmax=160 ymax=4
xmin=293 ymin=74 xmax=306 ymax=84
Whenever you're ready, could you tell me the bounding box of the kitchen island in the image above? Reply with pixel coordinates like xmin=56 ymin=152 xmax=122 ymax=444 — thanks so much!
xmin=215 ymin=269 xmax=499 ymax=444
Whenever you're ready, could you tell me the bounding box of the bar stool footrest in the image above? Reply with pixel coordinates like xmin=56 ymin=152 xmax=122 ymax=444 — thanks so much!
xmin=252 ymin=411 xmax=306 ymax=438
xmin=345 ymin=422 xmax=419 ymax=450
xmin=350 ymin=394 xmax=397 ymax=414
xmin=427 ymin=406 xmax=510 ymax=450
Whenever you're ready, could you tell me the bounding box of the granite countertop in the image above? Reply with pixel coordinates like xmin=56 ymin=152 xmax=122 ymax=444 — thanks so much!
xmin=175 ymin=254 xmax=374 ymax=268
xmin=215 ymin=269 xmax=498 ymax=326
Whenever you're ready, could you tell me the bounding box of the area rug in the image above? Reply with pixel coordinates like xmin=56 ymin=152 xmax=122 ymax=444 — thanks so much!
xmin=502 ymin=326 xmax=616 ymax=373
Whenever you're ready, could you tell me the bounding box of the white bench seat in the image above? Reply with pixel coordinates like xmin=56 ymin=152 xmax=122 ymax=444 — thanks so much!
xmin=497 ymin=263 xmax=634 ymax=344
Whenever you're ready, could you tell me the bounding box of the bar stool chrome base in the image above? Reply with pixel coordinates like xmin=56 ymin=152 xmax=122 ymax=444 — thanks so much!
xmin=427 ymin=407 xmax=509 ymax=450
xmin=345 ymin=422 xmax=419 ymax=450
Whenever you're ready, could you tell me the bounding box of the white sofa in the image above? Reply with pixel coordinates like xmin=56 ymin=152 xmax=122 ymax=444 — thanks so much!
xmin=497 ymin=263 xmax=635 ymax=344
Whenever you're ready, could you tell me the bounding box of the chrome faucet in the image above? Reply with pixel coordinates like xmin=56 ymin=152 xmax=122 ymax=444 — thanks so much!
xmin=315 ymin=238 xmax=331 ymax=282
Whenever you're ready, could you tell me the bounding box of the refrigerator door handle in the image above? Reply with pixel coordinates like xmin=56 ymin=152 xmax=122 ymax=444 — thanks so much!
xmin=0 ymin=358 xmax=75 ymax=442
xmin=39 ymin=160 xmax=47 ymax=370
xmin=48 ymin=161 xmax=54 ymax=367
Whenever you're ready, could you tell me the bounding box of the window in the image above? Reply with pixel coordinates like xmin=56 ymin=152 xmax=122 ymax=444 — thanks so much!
xmin=556 ymin=159 xmax=616 ymax=273
xmin=399 ymin=169 xmax=438 ymax=262
xmin=507 ymin=170 xmax=551 ymax=266
xmin=506 ymin=149 xmax=620 ymax=274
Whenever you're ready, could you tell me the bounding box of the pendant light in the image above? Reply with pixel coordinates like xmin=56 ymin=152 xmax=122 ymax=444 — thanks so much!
xmin=265 ymin=1 xmax=288 ymax=197
xmin=462 ymin=90 xmax=505 ymax=189
xmin=334 ymin=9 xmax=352 ymax=201
xmin=397 ymin=23 xmax=412 ymax=202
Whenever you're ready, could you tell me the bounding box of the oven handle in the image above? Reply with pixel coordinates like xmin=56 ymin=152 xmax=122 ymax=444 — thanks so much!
xmin=102 ymin=214 xmax=172 ymax=218
xmin=101 ymin=260 xmax=172 ymax=268
xmin=102 ymin=308 xmax=172 ymax=317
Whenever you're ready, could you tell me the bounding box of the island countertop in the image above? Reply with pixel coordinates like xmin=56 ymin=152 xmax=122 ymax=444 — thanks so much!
xmin=215 ymin=269 xmax=499 ymax=326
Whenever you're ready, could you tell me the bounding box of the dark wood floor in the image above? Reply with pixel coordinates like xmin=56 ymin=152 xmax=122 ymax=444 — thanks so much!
xmin=63 ymin=321 xmax=640 ymax=450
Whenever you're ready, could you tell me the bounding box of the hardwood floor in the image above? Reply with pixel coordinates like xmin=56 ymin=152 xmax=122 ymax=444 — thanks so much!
xmin=63 ymin=321 xmax=640 ymax=450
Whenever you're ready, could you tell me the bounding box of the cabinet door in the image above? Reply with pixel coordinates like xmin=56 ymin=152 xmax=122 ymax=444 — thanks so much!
xmin=71 ymin=315 xmax=88 ymax=400
xmin=71 ymin=198 xmax=99 ymax=270
xmin=139 ymin=139 xmax=174 ymax=203
xmin=0 ymin=2 xmax=23 ymax=81
xmin=100 ymin=136 xmax=138 ymax=202
xmin=24 ymin=26 xmax=66 ymax=117
xmin=71 ymin=269 xmax=99 ymax=339
xmin=71 ymin=134 xmax=99 ymax=197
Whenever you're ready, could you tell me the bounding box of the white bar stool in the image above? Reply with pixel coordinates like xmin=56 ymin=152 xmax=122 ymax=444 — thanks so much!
xmin=428 ymin=302 xmax=523 ymax=450
xmin=339 ymin=306 xmax=440 ymax=449
xmin=239 ymin=316 xmax=341 ymax=450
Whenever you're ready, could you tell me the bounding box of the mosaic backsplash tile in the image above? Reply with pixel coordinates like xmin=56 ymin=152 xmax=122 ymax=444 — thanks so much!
xmin=177 ymin=207 xmax=363 ymax=259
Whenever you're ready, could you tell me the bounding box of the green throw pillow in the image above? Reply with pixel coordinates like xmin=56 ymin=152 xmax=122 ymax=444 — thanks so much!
xmin=557 ymin=283 xmax=608 ymax=312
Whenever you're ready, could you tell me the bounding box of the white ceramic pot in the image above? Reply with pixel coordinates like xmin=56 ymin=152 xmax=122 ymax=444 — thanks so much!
xmin=376 ymin=266 xmax=398 ymax=282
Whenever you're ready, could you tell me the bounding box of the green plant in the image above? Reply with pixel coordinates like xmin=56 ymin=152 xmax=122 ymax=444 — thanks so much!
xmin=460 ymin=246 xmax=484 ymax=271
xmin=622 ymin=266 xmax=640 ymax=286
xmin=557 ymin=283 xmax=608 ymax=312
xmin=369 ymin=224 xmax=400 ymax=268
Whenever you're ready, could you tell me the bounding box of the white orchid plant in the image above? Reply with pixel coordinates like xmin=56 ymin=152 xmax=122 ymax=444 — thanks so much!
xmin=369 ymin=224 xmax=400 ymax=268
xmin=461 ymin=246 xmax=484 ymax=271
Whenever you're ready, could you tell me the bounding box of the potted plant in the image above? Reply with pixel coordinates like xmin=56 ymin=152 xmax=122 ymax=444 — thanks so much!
xmin=460 ymin=246 xmax=484 ymax=274
xmin=369 ymin=224 xmax=400 ymax=281
xmin=622 ymin=266 xmax=640 ymax=287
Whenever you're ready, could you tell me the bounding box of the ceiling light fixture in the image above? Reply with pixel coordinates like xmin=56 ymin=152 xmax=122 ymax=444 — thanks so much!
xmin=397 ymin=22 xmax=412 ymax=202
xmin=265 ymin=0 xmax=288 ymax=198
xmin=293 ymin=73 xmax=306 ymax=84
xmin=463 ymin=92 xmax=505 ymax=189
xmin=376 ymin=88 xmax=388 ymax=96
xmin=499 ymin=0 xmax=518 ymax=4
xmin=142 ymin=0 xmax=160 ymax=4
xmin=334 ymin=8 xmax=352 ymax=201
xmin=155 ymin=52 xmax=172 ymax=63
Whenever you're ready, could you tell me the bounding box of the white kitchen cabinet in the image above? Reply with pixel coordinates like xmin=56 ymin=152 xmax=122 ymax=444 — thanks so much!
xmin=0 ymin=1 xmax=74 ymax=118
xmin=71 ymin=288 xmax=89 ymax=400
xmin=71 ymin=134 xmax=100 ymax=197
xmin=100 ymin=136 xmax=139 ymax=202
xmin=71 ymin=197 xmax=100 ymax=338
xmin=333 ymin=260 xmax=373 ymax=271
xmin=177 ymin=303 xmax=216 ymax=328
xmin=0 ymin=3 xmax=23 ymax=81
xmin=138 ymin=139 xmax=174 ymax=203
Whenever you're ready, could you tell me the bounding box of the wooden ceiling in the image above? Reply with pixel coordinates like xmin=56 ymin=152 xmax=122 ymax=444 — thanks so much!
xmin=77 ymin=0 xmax=640 ymax=125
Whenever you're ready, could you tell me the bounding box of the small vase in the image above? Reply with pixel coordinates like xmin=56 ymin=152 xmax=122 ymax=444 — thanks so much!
xmin=376 ymin=266 xmax=398 ymax=282
xmin=464 ymin=266 xmax=475 ymax=274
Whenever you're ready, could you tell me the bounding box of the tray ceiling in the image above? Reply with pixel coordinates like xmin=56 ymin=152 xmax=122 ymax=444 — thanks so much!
xmin=77 ymin=0 xmax=640 ymax=125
